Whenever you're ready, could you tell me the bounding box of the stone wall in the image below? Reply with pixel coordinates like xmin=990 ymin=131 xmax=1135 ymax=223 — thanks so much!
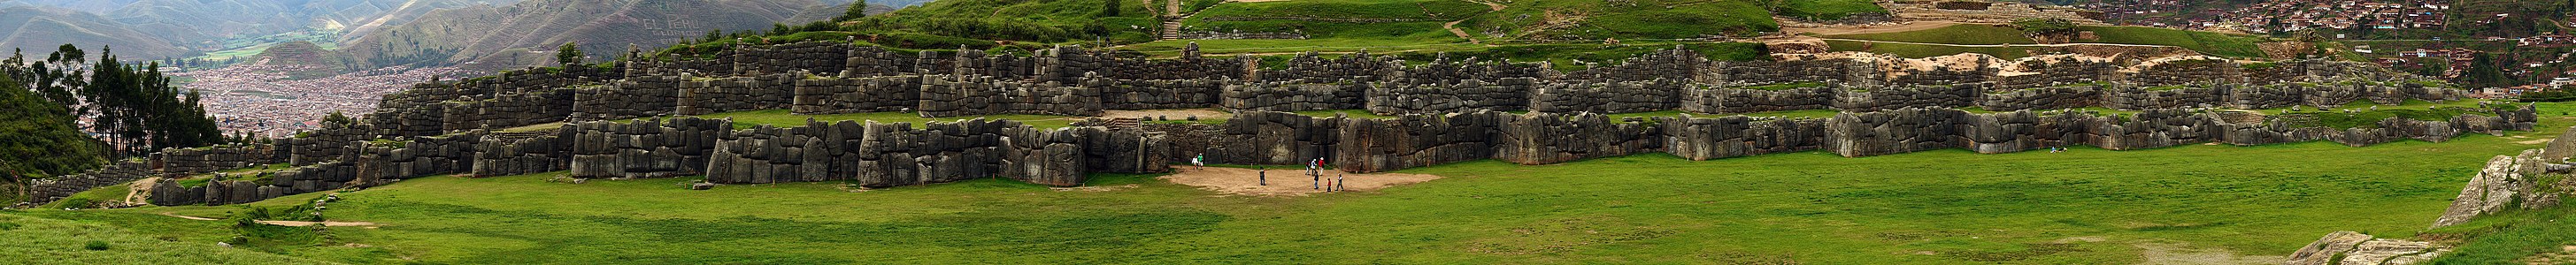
xmin=566 ymin=117 xmax=730 ymax=178
xmin=1089 ymin=76 xmax=1226 ymax=110
xmin=790 ymin=75 xmax=925 ymax=114
xmin=20 ymin=161 xmax=151 ymax=206
xmin=155 ymin=145 xmax=282 ymax=174
xmin=1658 ymin=116 xmax=1830 ymax=160
xmin=1365 ymin=79 xmax=1533 ymax=115
xmin=1220 ymin=81 xmax=1366 ymax=112
xmin=703 ymin=118 xmax=1166 ymax=187
xmin=676 ymin=73 xmax=800 ymax=115
xmin=1335 ymin=112 xmax=1500 ymax=172
xmin=1529 ymin=80 xmax=1684 ymax=114
xmin=1492 ymin=113 xmax=1662 ymax=165
xmin=917 ymin=75 xmax=1102 ymax=117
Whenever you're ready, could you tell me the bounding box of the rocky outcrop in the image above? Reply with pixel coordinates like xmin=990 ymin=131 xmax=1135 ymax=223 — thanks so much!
xmin=2431 ymin=149 xmax=2566 ymax=228
xmin=2285 ymin=231 xmax=2447 ymax=265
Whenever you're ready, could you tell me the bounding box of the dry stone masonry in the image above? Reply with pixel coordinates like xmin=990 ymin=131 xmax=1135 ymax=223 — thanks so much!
xmin=18 ymin=40 xmax=2540 ymax=208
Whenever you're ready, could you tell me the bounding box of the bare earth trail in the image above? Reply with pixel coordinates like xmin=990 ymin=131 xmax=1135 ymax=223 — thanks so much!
xmin=1442 ymin=0 xmax=1508 ymax=45
xmin=1159 ymin=166 xmax=1442 ymax=196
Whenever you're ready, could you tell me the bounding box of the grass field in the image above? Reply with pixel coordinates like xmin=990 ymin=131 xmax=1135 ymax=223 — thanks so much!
xmin=1455 ymin=0 xmax=1777 ymax=41
xmin=1826 ymin=24 xmax=2037 ymax=45
xmin=1778 ymin=0 xmax=1888 ymax=21
xmin=12 ymin=103 xmax=2570 ymax=264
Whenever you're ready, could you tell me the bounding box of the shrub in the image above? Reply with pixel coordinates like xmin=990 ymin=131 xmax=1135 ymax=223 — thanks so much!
xmin=83 ymin=240 xmax=109 ymax=251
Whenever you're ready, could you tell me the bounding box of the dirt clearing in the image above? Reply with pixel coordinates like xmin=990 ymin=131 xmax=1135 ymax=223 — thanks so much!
xmin=1159 ymin=166 xmax=1442 ymax=196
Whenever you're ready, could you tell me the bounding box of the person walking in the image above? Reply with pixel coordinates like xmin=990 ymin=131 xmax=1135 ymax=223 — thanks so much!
xmin=1192 ymin=154 xmax=1204 ymax=169
xmin=1257 ymin=167 xmax=1266 ymax=186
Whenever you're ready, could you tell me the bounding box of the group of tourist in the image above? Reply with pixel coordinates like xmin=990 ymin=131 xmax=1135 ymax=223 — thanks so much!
xmin=1198 ymin=154 xmax=1348 ymax=192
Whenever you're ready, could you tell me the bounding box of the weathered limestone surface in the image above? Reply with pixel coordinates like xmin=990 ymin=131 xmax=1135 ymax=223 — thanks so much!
xmin=2284 ymin=231 xmax=2448 ymax=265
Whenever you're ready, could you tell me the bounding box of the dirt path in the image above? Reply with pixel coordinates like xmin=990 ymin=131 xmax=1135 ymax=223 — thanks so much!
xmin=1159 ymin=166 xmax=1442 ymax=196
xmin=1441 ymin=0 xmax=1507 ymax=45
xmin=160 ymin=212 xmax=381 ymax=227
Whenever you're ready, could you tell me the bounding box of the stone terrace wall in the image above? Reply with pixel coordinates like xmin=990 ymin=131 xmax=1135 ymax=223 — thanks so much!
xmin=21 ymin=161 xmax=151 ymax=206
xmin=916 ymin=75 xmax=1103 ymax=117
xmin=1335 ymin=112 xmax=1502 ymax=172
xmin=573 ymin=74 xmax=685 ymax=121
xmin=704 ymin=118 xmax=1167 ymax=187
xmin=1088 ymin=75 xmax=1226 ymax=110
xmin=1529 ymin=80 xmax=1685 ymax=114
xmin=1682 ymin=86 xmax=1838 ymax=114
xmin=1175 ymin=111 xmax=1343 ymax=165
xmin=1220 ymin=81 xmax=1366 ymax=112
xmin=1658 ymin=116 xmax=1831 ymax=160
xmin=1492 ymin=113 xmax=1662 ymax=165
xmin=442 ymin=87 xmax=574 ymax=132
xmin=1365 ymin=79 xmax=1534 ymax=115
xmin=472 ymin=132 xmax=573 ymax=177
xmin=791 ymin=75 xmax=925 ymax=114
xmin=566 ymin=117 xmax=730 ymax=178
xmin=675 ymin=73 xmax=800 ymax=115
xmin=155 ymin=145 xmax=283 ymax=174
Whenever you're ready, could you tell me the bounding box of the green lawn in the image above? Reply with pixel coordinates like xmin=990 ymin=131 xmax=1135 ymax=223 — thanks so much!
xmin=10 ymin=104 xmax=2571 ymax=264
xmin=0 ymin=213 xmax=336 ymax=264
xmin=1827 ymin=24 xmax=2037 ymax=45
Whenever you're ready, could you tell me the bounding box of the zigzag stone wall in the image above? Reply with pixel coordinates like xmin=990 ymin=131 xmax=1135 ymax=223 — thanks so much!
xmin=19 ymin=41 xmax=2530 ymax=208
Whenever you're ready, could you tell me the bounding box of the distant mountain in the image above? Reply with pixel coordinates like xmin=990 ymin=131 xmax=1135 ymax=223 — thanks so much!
xmin=336 ymin=0 xmax=831 ymax=69
xmin=2 ymin=0 xmax=140 ymax=13
xmin=0 ymin=6 xmax=187 ymax=58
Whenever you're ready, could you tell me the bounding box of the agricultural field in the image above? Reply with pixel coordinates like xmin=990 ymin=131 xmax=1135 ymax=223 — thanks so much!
xmin=11 ymin=103 xmax=2573 ymax=264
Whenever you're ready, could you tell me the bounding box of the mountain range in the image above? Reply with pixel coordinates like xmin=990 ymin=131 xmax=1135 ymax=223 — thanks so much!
xmin=0 ymin=0 xmax=864 ymax=68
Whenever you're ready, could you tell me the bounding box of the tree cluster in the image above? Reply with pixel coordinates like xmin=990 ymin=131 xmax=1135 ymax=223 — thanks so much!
xmin=0 ymin=44 xmax=226 ymax=178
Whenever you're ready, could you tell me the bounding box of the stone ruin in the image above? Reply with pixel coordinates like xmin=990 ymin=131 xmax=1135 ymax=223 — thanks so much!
xmin=12 ymin=40 xmax=2541 ymax=207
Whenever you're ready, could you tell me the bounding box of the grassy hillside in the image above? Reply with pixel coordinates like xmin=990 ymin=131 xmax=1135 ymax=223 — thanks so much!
xmin=1455 ymin=0 xmax=1778 ymax=41
xmin=1777 ymin=0 xmax=1888 ymax=21
xmin=16 ymin=102 xmax=2571 ymax=264
xmin=2077 ymin=26 xmax=2267 ymax=58
xmin=0 ymin=6 xmax=190 ymax=59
